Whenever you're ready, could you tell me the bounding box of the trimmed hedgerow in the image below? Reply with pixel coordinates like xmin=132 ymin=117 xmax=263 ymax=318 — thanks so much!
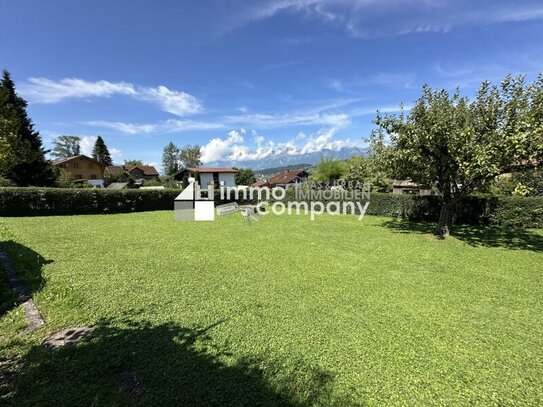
xmin=1 ymin=187 xmax=542 ymax=228
xmin=0 ymin=187 xmax=180 ymax=217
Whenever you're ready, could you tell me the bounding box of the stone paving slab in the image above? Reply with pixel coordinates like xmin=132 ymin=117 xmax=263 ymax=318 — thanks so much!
xmin=0 ymin=244 xmax=45 ymax=334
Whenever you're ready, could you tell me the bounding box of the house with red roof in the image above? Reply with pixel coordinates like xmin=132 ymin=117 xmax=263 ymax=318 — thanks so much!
xmin=262 ymin=169 xmax=309 ymax=188
xmin=174 ymin=167 xmax=238 ymax=187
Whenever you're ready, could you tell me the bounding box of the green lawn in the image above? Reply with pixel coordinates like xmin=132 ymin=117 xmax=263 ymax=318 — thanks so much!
xmin=1 ymin=212 xmax=542 ymax=406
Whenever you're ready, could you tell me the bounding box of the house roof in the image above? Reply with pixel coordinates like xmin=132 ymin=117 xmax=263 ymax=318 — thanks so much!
xmin=251 ymin=181 xmax=271 ymax=188
xmin=105 ymin=165 xmax=124 ymax=174
xmin=127 ymin=165 xmax=159 ymax=176
xmin=267 ymin=169 xmax=308 ymax=185
xmin=186 ymin=167 xmax=238 ymax=173
xmin=105 ymin=164 xmax=159 ymax=177
xmin=52 ymin=155 xmax=106 ymax=168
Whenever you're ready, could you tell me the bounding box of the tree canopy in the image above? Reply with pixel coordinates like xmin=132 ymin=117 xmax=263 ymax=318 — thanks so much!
xmin=124 ymin=159 xmax=144 ymax=166
xmin=371 ymin=74 xmax=543 ymax=237
xmin=311 ymin=156 xmax=347 ymax=183
xmin=51 ymin=135 xmax=81 ymax=159
xmin=179 ymin=145 xmax=202 ymax=168
xmin=92 ymin=136 xmax=112 ymax=165
xmin=162 ymin=142 xmax=180 ymax=176
xmin=234 ymin=168 xmax=256 ymax=186
xmin=0 ymin=70 xmax=57 ymax=186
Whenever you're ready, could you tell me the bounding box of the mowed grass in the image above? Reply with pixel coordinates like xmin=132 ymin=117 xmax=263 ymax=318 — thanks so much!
xmin=1 ymin=211 xmax=543 ymax=406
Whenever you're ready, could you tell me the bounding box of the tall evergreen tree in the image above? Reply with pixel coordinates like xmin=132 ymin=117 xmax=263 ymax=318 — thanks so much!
xmin=0 ymin=70 xmax=57 ymax=186
xmin=162 ymin=142 xmax=180 ymax=176
xmin=51 ymin=135 xmax=81 ymax=158
xmin=92 ymin=136 xmax=112 ymax=165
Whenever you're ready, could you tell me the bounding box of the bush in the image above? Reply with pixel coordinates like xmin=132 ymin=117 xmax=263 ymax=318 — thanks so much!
xmin=275 ymin=189 xmax=543 ymax=228
xmin=1 ymin=187 xmax=542 ymax=228
xmin=0 ymin=176 xmax=16 ymax=187
xmin=0 ymin=188 xmax=180 ymax=217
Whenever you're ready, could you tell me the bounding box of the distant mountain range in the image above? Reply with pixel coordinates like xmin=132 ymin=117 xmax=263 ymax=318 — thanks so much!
xmin=207 ymin=146 xmax=368 ymax=170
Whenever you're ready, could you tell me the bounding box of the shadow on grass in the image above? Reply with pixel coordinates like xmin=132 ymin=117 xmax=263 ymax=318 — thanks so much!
xmin=3 ymin=317 xmax=353 ymax=406
xmin=0 ymin=241 xmax=51 ymax=316
xmin=382 ymin=220 xmax=543 ymax=252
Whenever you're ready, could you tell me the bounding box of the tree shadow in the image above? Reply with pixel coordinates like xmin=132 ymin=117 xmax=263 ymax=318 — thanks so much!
xmin=382 ymin=220 xmax=543 ymax=252
xmin=0 ymin=241 xmax=50 ymax=317
xmin=2 ymin=316 xmax=354 ymax=406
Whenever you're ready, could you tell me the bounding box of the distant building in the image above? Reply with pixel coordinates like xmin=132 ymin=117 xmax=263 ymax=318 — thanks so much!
xmin=105 ymin=164 xmax=159 ymax=182
xmin=392 ymin=180 xmax=434 ymax=195
xmin=52 ymin=155 xmax=106 ymax=181
xmin=266 ymin=169 xmax=309 ymax=188
xmin=174 ymin=168 xmax=237 ymax=187
xmin=251 ymin=180 xmax=272 ymax=188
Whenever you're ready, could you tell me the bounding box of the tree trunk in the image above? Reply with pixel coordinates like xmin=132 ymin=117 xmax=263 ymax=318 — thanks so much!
xmin=438 ymin=201 xmax=452 ymax=238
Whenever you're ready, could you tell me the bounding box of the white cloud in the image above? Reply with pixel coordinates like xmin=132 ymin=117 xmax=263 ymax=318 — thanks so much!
xmin=200 ymin=127 xmax=358 ymax=163
xmin=110 ymin=148 xmax=122 ymax=161
xmin=222 ymin=111 xmax=350 ymax=128
xmin=233 ymin=1 xmax=543 ymax=39
xmin=136 ymin=86 xmax=202 ymax=116
xmin=21 ymin=78 xmax=201 ymax=116
xmin=79 ymin=136 xmax=98 ymax=156
xmin=200 ymin=130 xmax=245 ymax=163
xmin=20 ymin=78 xmax=136 ymax=103
xmin=84 ymin=119 xmax=223 ymax=135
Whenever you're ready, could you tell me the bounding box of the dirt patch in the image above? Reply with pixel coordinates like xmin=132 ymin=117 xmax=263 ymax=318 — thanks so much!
xmin=43 ymin=326 xmax=95 ymax=349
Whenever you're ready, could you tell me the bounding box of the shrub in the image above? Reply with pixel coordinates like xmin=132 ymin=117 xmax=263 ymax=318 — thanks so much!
xmin=0 ymin=176 xmax=16 ymax=187
xmin=1 ymin=187 xmax=542 ymax=228
xmin=0 ymin=188 xmax=180 ymax=217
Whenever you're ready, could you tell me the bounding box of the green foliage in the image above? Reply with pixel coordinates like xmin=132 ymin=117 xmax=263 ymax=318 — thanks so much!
xmin=279 ymin=188 xmax=543 ymax=228
xmin=0 ymin=188 xmax=180 ymax=216
xmin=124 ymin=159 xmax=144 ymax=166
xmin=51 ymin=135 xmax=81 ymax=159
xmin=372 ymin=75 xmax=543 ymax=235
xmin=234 ymin=168 xmax=256 ymax=186
xmin=91 ymin=136 xmax=112 ymax=165
xmin=492 ymin=168 xmax=543 ymax=197
xmin=104 ymin=169 xmax=132 ymax=186
xmin=342 ymin=156 xmax=393 ymax=192
xmin=311 ymin=156 xmax=347 ymax=183
xmin=179 ymin=144 xmax=202 ymax=168
xmin=162 ymin=142 xmax=180 ymax=176
xmin=0 ymin=176 xmax=16 ymax=187
xmin=0 ymin=70 xmax=57 ymax=186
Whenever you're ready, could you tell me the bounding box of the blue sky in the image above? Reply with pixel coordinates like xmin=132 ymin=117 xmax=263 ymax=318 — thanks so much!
xmin=1 ymin=0 xmax=542 ymax=169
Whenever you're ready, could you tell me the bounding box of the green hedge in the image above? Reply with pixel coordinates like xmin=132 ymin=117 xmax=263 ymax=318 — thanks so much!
xmin=0 ymin=188 xmax=180 ymax=216
xmin=276 ymin=190 xmax=543 ymax=228
xmin=1 ymin=187 xmax=542 ymax=228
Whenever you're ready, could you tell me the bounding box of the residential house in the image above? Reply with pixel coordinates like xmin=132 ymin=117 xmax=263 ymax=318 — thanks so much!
xmin=105 ymin=164 xmax=160 ymax=182
xmin=392 ymin=180 xmax=434 ymax=195
xmin=174 ymin=168 xmax=237 ymax=187
xmin=265 ymin=169 xmax=309 ymax=188
xmin=251 ymin=180 xmax=272 ymax=188
xmin=53 ymin=155 xmax=105 ymax=181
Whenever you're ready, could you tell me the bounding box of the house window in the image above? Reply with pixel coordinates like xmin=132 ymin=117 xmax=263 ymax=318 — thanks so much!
xmin=73 ymin=162 xmax=79 ymax=168
xmin=90 ymin=174 xmax=96 ymax=179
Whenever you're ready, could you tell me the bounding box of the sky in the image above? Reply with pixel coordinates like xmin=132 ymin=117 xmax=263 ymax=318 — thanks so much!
xmin=1 ymin=0 xmax=542 ymax=170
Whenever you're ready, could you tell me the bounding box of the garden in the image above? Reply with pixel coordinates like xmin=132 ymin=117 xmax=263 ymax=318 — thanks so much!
xmin=1 ymin=211 xmax=542 ymax=405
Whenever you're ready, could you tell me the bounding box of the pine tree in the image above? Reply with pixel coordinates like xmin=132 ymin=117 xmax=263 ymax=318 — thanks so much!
xmin=92 ymin=136 xmax=112 ymax=165
xmin=162 ymin=142 xmax=180 ymax=176
xmin=0 ymin=70 xmax=57 ymax=186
